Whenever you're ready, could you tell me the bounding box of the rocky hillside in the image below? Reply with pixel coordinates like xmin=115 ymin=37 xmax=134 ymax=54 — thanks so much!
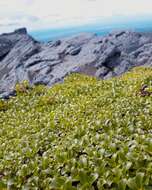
xmin=0 ymin=28 xmax=152 ymax=99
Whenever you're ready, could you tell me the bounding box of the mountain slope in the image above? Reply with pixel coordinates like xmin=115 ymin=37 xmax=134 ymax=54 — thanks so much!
xmin=0 ymin=67 xmax=152 ymax=189
xmin=1 ymin=28 xmax=152 ymax=99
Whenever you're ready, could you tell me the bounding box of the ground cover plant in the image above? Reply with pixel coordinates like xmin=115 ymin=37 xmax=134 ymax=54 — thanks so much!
xmin=0 ymin=67 xmax=152 ymax=190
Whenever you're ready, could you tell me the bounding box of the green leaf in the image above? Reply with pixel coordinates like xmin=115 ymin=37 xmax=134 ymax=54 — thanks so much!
xmin=0 ymin=181 xmax=7 ymax=189
xmin=63 ymin=179 xmax=77 ymax=190
xmin=79 ymin=170 xmax=90 ymax=185
xmin=135 ymin=172 xmax=145 ymax=188
xmin=118 ymin=179 xmax=127 ymax=190
xmin=127 ymin=178 xmax=138 ymax=190
xmin=50 ymin=176 xmax=66 ymax=189
xmin=89 ymin=173 xmax=99 ymax=185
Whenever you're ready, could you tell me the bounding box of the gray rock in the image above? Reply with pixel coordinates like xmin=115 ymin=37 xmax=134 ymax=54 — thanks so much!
xmin=0 ymin=28 xmax=152 ymax=98
xmin=66 ymin=46 xmax=81 ymax=56
xmin=0 ymin=90 xmax=16 ymax=100
xmin=113 ymin=60 xmax=131 ymax=75
xmin=103 ymin=71 xmax=115 ymax=79
xmin=49 ymin=40 xmax=61 ymax=47
xmin=95 ymin=66 xmax=109 ymax=78
xmin=0 ymin=39 xmax=12 ymax=60
xmin=14 ymin=28 xmax=27 ymax=35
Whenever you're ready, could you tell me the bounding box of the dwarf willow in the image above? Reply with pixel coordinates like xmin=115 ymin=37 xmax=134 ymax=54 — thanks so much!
xmin=0 ymin=67 xmax=152 ymax=190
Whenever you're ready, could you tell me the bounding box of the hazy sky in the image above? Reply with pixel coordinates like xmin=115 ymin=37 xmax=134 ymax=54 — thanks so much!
xmin=0 ymin=0 xmax=152 ymax=32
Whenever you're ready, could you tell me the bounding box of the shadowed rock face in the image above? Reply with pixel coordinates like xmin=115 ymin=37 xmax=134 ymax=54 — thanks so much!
xmin=0 ymin=28 xmax=152 ymax=98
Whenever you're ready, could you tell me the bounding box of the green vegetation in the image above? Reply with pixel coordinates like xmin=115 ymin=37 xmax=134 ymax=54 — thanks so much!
xmin=0 ymin=67 xmax=152 ymax=190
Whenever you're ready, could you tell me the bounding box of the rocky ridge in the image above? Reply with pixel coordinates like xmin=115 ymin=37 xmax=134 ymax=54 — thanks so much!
xmin=0 ymin=28 xmax=152 ymax=99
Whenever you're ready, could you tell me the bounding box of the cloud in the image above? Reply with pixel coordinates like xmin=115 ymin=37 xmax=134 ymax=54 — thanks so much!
xmin=0 ymin=0 xmax=152 ymax=32
xmin=0 ymin=13 xmax=39 ymax=31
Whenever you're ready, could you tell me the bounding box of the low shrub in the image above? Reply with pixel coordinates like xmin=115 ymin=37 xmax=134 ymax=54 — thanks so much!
xmin=0 ymin=67 xmax=152 ymax=189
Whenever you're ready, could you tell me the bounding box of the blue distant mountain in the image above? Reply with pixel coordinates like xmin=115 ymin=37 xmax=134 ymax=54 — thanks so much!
xmin=29 ymin=16 xmax=152 ymax=42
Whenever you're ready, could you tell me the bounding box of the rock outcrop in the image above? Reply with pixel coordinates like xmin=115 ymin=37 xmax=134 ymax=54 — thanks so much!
xmin=0 ymin=28 xmax=152 ymax=99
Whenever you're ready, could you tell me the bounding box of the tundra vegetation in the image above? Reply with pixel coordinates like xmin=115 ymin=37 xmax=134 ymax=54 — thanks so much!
xmin=0 ymin=67 xmax=152 ymax=190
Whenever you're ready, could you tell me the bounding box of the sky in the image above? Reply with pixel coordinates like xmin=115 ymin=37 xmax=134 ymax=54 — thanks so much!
xmin=0 ymin=0 xmax=152 ymax=33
